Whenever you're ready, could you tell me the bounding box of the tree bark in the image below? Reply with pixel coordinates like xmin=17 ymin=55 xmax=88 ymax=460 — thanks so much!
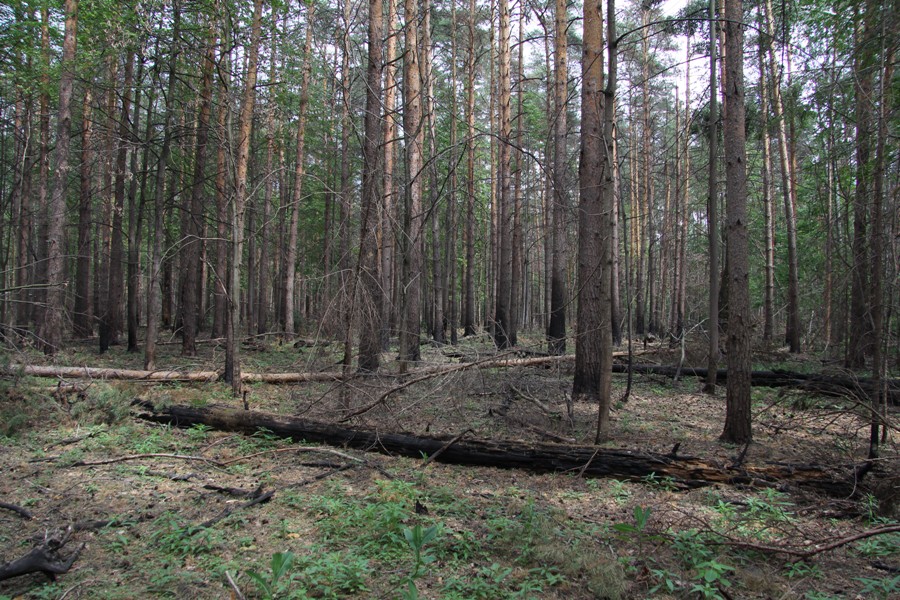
xmin=225 ymin=0 xmax=264 ymax=395
xmin=400 ymin=0 xmax=424 ymax=369
xmin=356 ymin=0 xmax=385 ymax=372
xmin=463 ymin=0 xmax=477 ymax=337
xmin=73 ymin=88 xmax=93 ymax=338
xmin=182 ymin=27 xmax=216 ymax=356
xmin=284 ymin=3 xmax=314 ymax=338
xmin=704 ymin=0 xmax=719 ymax=393
xmin=721 ymin=0 xmax=752 ymax=444
xmin=493 ymin=0 xmax=515 ymax=349
xmin=39 ymin=0 xmax=78 ymax=355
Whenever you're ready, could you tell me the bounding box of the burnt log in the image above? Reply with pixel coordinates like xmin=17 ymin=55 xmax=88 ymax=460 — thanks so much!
xmin=132 ymin=401 xmax=861 ymax=497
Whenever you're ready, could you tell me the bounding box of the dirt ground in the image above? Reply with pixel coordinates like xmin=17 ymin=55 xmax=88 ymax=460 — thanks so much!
xmin=1 ymin=334 xmax=897 ymax=599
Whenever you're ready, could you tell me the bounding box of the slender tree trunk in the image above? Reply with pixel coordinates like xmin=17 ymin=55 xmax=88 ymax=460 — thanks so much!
xmin=225 ymin=0 xmax=263 ymax=395
xmin=34 ymin=5 xmax=51 ymax=332
xmin=284 ymin=3 xmax=314 ymax=338
xmin=357 ymin=0 xmax=385 ymax=372
xmin=493 ymin=0 xmax=514 ymax=349
xmin=381 ymin=0 xmax=398 ymax=347
xmin=127 ymin=58 xmax=148 ymax=352
xmin=73 ymin=89 xmax=93 ymax=338
xmin=721 ymin=0 xmax=752 ymax=444
xmin=181 ymin=25 xmax=216 ymax=355
xmin=758 ymin=31 xmax=776 ymax=345
xmin=108 ymin=52 xmax=133 ymax=347
xmin=763 ymin=0 xmax=800 ymax=353
xmin=39 ymin=0 xmax=78 ymax=355
xmin=212 ymin=28 xmax=231 ymax=341
xmin=338 ymin=1 xmax=353 ymax=338
xmin=463 ymin=0 xmax=477 ymax=337
xmin=97 ymin=56 xmax=118 ymax=353
xmin=447 ymin=0 xmax=459 ymax=345
xmin=704 ymin=0 xmax=719 ymax=393
xmin=257 ymin=28 xmax=278 ymax=336
xmin=145 ymin=4 xmax=181 ymax=370
xmin=400 ymin=0 xmax=424 ymax=369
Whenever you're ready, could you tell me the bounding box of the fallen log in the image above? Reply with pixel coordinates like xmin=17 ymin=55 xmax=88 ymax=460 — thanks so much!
xmin=132 ymin=401 xmax=861 ymax=497
xmin=612 ymin=364 xmax=900 ymax=404
xmin=9 ymin=360 xmax=896 ymax=404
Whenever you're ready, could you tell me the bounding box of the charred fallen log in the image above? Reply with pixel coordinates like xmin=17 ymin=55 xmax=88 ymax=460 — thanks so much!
xmin=132 ymin=401 xmax=862 ymax=497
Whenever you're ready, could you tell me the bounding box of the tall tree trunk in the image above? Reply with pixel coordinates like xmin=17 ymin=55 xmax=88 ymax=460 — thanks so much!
xmin=127 ymin=58 xmax=149 ymax=352
xmin=73 ymin=88 xmax=93 ymax=338
xmin=34 ymin=5 xmax=51 ymax=332
xmin=422 ymin=0 xmax=444 ymax=346
xmin=98 ymin=55 xmax=118 ymax=353
xmin=400 ymin=0 xmax=424 ymax=369
xmin=225 ymin=0 xmax=263 ymax=395
xmin=463 ymin=0 xmax=477 ymax=337
xmin=381 ymin=0 xmax=398 ymax=347
xmin=762 ymin=0 xmax=800 ymax=353
xmin=284 ymin=2 xmax=314 ymax=338
xmin=337 ymin=0 xmax=353 ymax=339
xmin=573 ymin=0 xmax=614 ymax=441
xmin=758 ymin=29 xmax=776 ymax=345
xmin=108 ymin=52 xmax=133 ymax=347
xmin=493 ymin=0 xmax=514 ymax=349
xmin=704 ymin=0 xmax=720 ymax=393
xmin=257 ymin=25 xmax=278 ymax=336
xmin=145 ymin=3 xmax=181 ymax=370
xmin=181 ymin=24 xmax=216 ymax=355
xmin=356 ymin=0 xmax=385 ymax=372
xmin=39 ymin=0 xmax=78 ymax=355
xmin=447 ymin=0 xmax=459 ymax=345
xmin=212 ymin=27 xmax=231 ymax=341
xmin=721 ymin=0 xmax=752 ymax=444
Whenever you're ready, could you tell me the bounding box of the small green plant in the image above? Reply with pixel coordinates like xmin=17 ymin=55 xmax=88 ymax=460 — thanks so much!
xmin=246 ymin=551 xmax=296 ymax=600
xmin=400 ymin=523 xmax=440 ymax=599
xmin=784 ymin=560 xmax=822 ymax=579
xmin=642 ymin=472 xmax=679 ymax=492
xmin=857 ymin=574 xmax=900 ymax=598
xmin=856 ymin=531 xmax=900 ymax=557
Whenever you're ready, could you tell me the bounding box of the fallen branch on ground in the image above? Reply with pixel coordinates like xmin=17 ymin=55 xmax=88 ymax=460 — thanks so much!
xmin=0 ymin=529 xmax=83 ymax=582
xmin=70 ymin=453 xmax=224 ymax=467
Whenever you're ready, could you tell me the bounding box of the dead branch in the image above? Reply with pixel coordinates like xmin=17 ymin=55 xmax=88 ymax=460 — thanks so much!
xmin=0 ymin=528 xmax=83 ymax=582
xmin=718 ymin=524 xmax=900 ymax=560
xmin=71 ymin=453 xmax=224 ymax=467
xmin=0 ymin=502 xmax=33 ymax=520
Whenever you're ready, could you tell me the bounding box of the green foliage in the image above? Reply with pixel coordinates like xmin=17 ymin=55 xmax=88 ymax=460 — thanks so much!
xmin=856 ymin=575 xmax=900 ymax=599
xmin=247 ymin=551 xmax=296 ymax=600
xmin=150 ymin=512 xmax=222 ymax=558
xmin=71 ymin=384 xmax=132 ymax=425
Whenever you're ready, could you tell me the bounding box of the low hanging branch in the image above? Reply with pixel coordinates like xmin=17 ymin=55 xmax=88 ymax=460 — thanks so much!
xmin=132 ymin=400 xmax=863 ymax=497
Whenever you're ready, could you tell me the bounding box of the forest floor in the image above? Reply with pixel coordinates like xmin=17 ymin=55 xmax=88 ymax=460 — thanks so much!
xmin=0 ymin=332 xmax=898 ymax=599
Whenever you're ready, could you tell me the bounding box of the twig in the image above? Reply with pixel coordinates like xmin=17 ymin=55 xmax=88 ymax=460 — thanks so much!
xmin=420 ymin=429 xmax=473 ymax=469
xmin=0 ymin=502 xmax=33 ymax=520
xmin=339 ymin=350 xmax=520 ymax=422
xmin=718 ymin=524 xmax=900 ymax=559
xmin=509 ymin=384 xmax=554 ymax=415
xmin=225 ymin=571 xmax=247 ymax=600
xmin=221 ymin=445 xmax=366 ymax=467
xmin=196 ymin=488 xmax=276 ymax=530
xmin=71 ymin=453 xmax=224 ymax=467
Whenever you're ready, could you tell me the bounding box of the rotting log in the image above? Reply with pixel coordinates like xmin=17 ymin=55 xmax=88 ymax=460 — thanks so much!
xmin=8 ymin=364 xmax=342 ymax=383
xmin=132 ymin=401 xmax=862 ymax=497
